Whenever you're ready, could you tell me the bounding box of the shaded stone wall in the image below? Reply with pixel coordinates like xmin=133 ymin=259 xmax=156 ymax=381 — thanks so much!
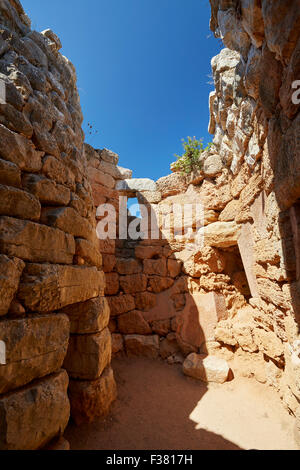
xmin=206 ymin=0 xmax=300 ymax=429
xmin=0 ymin=0 xmax=115 ymax=449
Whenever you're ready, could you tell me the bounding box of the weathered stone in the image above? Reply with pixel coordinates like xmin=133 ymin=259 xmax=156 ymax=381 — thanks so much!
xmin=116 ymin=178 xmax=156 ymax=192
xmin=0 ymin=158 xmax=21 ymax=187
xmin=107 ymin=294 xmax=135 ymax=317
xmin=64 ymin=327 xmax=111 ymax=380
xmin=183 ymin=353 xmax=230 ymax=384
xmin=0 ymin=216 xmax=75 ymax=264
xmin=118 ymin=310 xmax=151 ymax=335
xmin=112 ymin=334 xmax=124 ymax=355
xmin=88 ymin=167 xmax=115 ymax=190
xmin=0 ymin=123 xmax=43 ymax=172
xmin=75 ymin=238 xmax=102 ymax=268
xmin=241 ymin=0 xmax=265 ymax=48
xmin=104 ymin=272 xmax=119 ymax=296
xmin=119 ymin=273 xmax=147 ymax=294
xmin=0 ymin=314 xmax=69 ymax=394
xmin=219 ymin=199 xmax=240 ymax=222
xmin=135 ymin=292 xmax=157 ymax=311
xmin=22 ymin=174 xmax=71 ymax=206
xmin=18 ymin=264 xmax=105 ymax=312
xmin=61 ymin=297 xmax=110 ymax=335
xmin=99 ymin=160 xmax=132 ymax=180
xmin=0 ymin=255 xmax=24 ymax=316
xmin=176 ymin=292 xmax=227 ymax=351
xmin=160 ymin=333 xmax=180 ymax=359
xmin=98 ymin=148 xmax=119 ymax=165
xmin=148 ymin=276 xmax=174 ymax=294
xmin=156 ymin=173 xmax=187 ymax=198
xmin=254 ymin=328 xmax=284 ymax=360
xmin=41 ymin=207 xmax=94 ymax=241
xmin=203 ymin=154 xmax=223 ymax=176
xmin=177 ymin=246 xmax=226 ymax=278
xmin=102 ymin=254 xmax=116 ymax=273
xmin=137 ymin=190 xmax=162 ymax=204
xmin=152 ymin=319 xmax=171 ymax=336
xmin=261 ymin=0 xmax=300 ymax=64
xmin=198 ymin=221 xmax=239 ymax=248
xmin=0 ymin=184 xmax=41 ymax=221
xmin=135 ymin=245 xmax=163 ymax=260
xmin=42 ymin=155 xmax=75 ymax=190
xmin=238 ymin=222 xmax=259 ymax=298
xmin=143 ymin=258 xmax=167 ymax=277
xmin=68 ymin=367 xmax=117 ymax=425
xmin=124 ymin=334 xmax=159 ymax=359
xmin=0 ymin=370 xmax=70 ymax=450
xmin=116 ymin=257 xmax=142 ymax=275
xmin=167 ymin=259 xmax=182 ymax=278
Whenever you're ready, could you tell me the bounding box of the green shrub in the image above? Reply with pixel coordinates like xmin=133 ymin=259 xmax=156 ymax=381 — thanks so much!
xmin=171 ymin=137 xmax=212 ymax=175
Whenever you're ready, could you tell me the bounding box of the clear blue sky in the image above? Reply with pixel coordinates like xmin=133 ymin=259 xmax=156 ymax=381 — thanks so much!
xmin=22 ymin=0 xmax=221 ymax=180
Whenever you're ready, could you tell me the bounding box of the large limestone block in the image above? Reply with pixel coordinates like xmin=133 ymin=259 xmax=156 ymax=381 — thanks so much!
xmin=99 ymin=160 xmax=132 ymax=180
xmin=64 ymin=327 xmax=112 ymax=380
xmin=18 ymin=264 xmax=105 ymax=312
xmin=156 ymin=173 xmax=188 ymax=198
xmin=0 ymin=158 xmax=21 ymax=187
xmin=115 ymin=178 xmax=157 ymax=192
xmin=0 ymin=314 xmax=69 ymax=394
xmin=61 ymin=297 xmax=110 ymax=335
xmin=183 ymin=353 xmax=230 ymax=384
xmin=42 ymin=155 xmax=75 ymax=190
xmin=87 ymin=167 xmax=115 ymax=190
xmin=98 ymin=148 xmax=119 ymax=165
xmin=238 ymin=222 xmax=259 ymax=298
xmin=0 ymin=255 xmax=24 ymax=316
xmin=116 ymin=257 xmax=142 ymax=275
xmin=75 ymin=238 xmax=102 ymax=268
xmin=118 ymin=310 xmax=152 ymax=335
xmin=0 ymin=370 xmax=70 ymax=450
xmin=124 ymin=334 xmax=159 ymax=359
xmin=119 ymin=274 xmax=147 ymax=294
xmin=22 ymin=174 xmax=71 ymax=206
xmin=68 ymin=367 xmax=117 ymax=425
xmin=176 ymin=292 xmax=228 ymax=350
xmin=0 ymin=216 xmax=75 ymax=264
xmin=0 ymin=123 xmax=43 ymax=172
xmin=0 ymin=184 xmax=41 ymax=221
xmin=41 ymin=207 xmax=94 ymax=241
xmin=107 ymin=294 xmax=135 ymax=317
xmin=176 ymin=246 xmax=226 ymax=278
xmin=198 ymin=221 xmax=239 ymax=248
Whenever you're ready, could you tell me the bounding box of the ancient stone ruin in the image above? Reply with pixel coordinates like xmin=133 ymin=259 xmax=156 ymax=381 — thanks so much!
xmin=0 ymin=0 xmax=300 ymax=450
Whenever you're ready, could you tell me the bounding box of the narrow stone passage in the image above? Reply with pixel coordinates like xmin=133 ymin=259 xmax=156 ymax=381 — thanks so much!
xmin=66 ymin=357 xmax=297 ymax=451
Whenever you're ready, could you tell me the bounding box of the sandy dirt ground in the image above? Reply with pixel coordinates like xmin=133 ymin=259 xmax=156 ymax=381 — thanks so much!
xmin=66 ymin=357 xmax=299 ymax=451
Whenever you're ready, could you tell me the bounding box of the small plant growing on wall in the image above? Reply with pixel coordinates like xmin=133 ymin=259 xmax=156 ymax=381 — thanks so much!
xmin=171 ymin=136 xmax=212 ymax=175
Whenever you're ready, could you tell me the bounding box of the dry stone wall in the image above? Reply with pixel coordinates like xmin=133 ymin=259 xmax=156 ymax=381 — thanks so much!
xmin=0 ymin=0 xmax=116 ymax=449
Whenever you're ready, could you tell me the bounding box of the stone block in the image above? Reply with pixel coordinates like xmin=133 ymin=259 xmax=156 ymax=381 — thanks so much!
xmin=0 ymin=184 xmax=41 ymax=221
xmin=118 ymin=310 xmax=151 ymax=335
xmin=0 ymin=314 xmax=69 ymax=394
xmin=64 ymin=328 xmax=111 ymax=380
xmin=61 ymin=297 xmax=110 ymax=335
xmin=177 ymin=292 xmax=228 ymax=350
xmin=68 ymin=367 xmax=117 ymax=425
xmin=18 ymin=264 xmax=105 ymax=312
xmin=238 ymin=222 xmax=259 ymax=298
xmin=0 ymin=370 xmax=70 ymax=450
xmin=0 ymin=216 xmax=75 ymax=264
xmin=124 ymin=334 xmax=159 ymax=359
xmin=183 ymin=353 xmax=230 ymax=384
xmin=0 ymin=255 xmax=24 ymax=316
